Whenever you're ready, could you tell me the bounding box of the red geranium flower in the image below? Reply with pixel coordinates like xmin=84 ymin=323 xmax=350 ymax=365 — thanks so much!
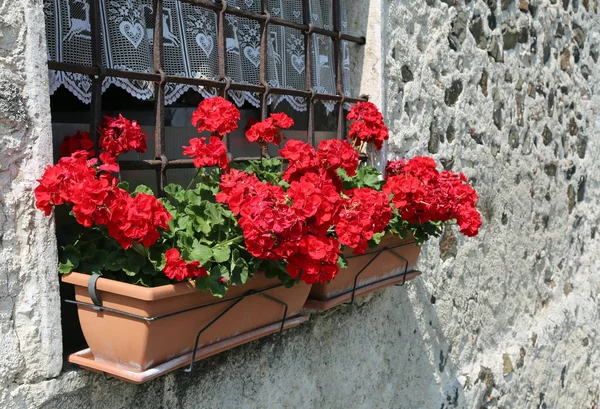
xmin=191 ymin=97 xmax=240 ymax=137
xmin=346 ymin=101 xmax=389 ymax=150
xmin=245 ymin=112 xmax=294 ymax=146
xmin=59 ymin=131 xmax=95 ymax=158
xmin=336 ymin=187 xmax=392 ymax=254
xmin=317 ymin=139 xmax=359 ymax=177
xmin=382 ymin=156 xmax=482 ymax=236
xmin=98 ymin=115 xmax=147 ymax=172
xmin=183 ymin=136 xmax=229 ymax=169
xmin=163 ymin=248 xmax=208 ymax=281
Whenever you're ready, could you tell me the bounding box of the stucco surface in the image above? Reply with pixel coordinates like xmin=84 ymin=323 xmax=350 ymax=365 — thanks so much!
xmin=1 ymin=0 xmax=599 ymax=408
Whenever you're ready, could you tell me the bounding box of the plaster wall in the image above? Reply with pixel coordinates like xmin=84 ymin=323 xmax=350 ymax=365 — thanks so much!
xmin=0 ymin=0 xmax=599 ymax=408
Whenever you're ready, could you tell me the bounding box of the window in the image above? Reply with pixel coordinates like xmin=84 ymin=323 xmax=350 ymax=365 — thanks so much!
xmin=45 ymin=0 xmax=367 ymax=196
xmin=44 ymin=0 xmax=366 ymax=356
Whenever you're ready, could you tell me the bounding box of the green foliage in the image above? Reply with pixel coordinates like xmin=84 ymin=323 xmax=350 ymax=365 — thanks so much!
xmin=232 ymin=158 xmax=283 ymax=184
xmin=338 ymin=166 xmax=383 ymax=190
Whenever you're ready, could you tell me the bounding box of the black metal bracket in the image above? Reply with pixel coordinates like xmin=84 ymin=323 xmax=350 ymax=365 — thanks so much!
xmin=183 ymin=289 xmax=289 ymax=373
xmin=87 ymin=273 xmax=103 ymax=311
xmin=344 ymin=241 xmax=416 ymax=306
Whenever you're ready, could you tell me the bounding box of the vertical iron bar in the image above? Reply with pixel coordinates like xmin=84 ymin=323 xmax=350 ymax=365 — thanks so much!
xmin=89 ymin=0 xmax=103 ymax=149
xmin=332 ymin=0 xmax=344 ymax=141
xmin=302 ymin=0 xmax=315 ymax=147
xmin=217 ymin=2 xmax=231 ymax=152
xmin=259 ymin=0 xmax=270 ymax=121
xmin=217 ymin=2 xmax=227 ymax=85
xmin=153 ymin=0 xmax=167 ymax=196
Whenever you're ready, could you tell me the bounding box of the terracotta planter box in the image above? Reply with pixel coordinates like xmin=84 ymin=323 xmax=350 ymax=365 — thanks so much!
xmin=304 ymin=233 xmax=422 ymax=310
xmin=63 ymin=272 xmax=310 ymax=383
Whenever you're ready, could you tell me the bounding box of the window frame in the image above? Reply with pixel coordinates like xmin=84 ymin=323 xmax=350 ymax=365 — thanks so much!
xmin=47 ymin=0 xmax=367 ymax=196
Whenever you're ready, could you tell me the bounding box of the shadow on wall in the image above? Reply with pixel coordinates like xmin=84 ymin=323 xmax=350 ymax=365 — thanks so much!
xmin=41 ymin=278 xmax=467 ymax=409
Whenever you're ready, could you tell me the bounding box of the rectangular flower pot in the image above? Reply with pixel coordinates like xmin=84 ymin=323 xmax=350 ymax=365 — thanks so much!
xmin=303 ymin=233 xmax=422 ymax=311
xmin=63 ymin=272 xmax=310 ymax=383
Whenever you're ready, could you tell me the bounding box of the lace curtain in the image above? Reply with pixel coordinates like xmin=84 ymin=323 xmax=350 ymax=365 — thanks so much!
xmin=43 ymin=0 xmax=351 ymax=112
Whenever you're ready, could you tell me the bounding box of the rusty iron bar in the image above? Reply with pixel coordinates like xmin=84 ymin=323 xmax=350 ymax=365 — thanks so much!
xmin=118 ymin=152 xmax=368 ymax=171
xmin=259 ymin=0 xmax=269 ymax=121
xmin=51 ymin=0 xmax=368 ymax=190
xmin=47 ymin=61 xmax=367 ymax=104
xmin=217 ymin=3 xmax=231 ymax=151
xmin=176 ymin=0 xmax=365 ymax=44
xmin=88 ymin=0 xmax=103 ymax=150
xmin=302 ymin=0 xmax=315 ymax=148
xmin=153 ymin=0 xmax=167 ymax=196
xmin=332 ymin=0 xmax=345 ymax=141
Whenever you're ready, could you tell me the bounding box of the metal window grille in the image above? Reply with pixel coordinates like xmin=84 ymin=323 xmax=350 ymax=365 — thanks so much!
xmin=47 ymin=0 xmax=367 ymax=196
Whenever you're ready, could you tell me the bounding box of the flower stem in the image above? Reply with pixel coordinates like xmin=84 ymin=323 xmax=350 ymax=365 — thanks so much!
xmin=218 ymin=236 xmax=244 ymax=247
xmin=185 ymin=168 xmax=203 ymax=192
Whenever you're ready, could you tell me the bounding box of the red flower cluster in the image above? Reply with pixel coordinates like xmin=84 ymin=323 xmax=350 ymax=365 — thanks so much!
xmin=317 ymin=139 xmax=359 ymax=177
xmin=279 ymin=139 xmax=359 ymax=188
xmin=98 ymin=115 xmax=147 ymax=172
xmin=191 ymin=97 xmax=240 ymax=137
xmin=183 ymin=136 xmax=229 ymax=169
xmin=163 ymin=248 xmax=208 ymax=281
xmin=280 ymin=140 xmax=319 ymax=182
xmin=382 ymin=157 xmax=482 ymax=236
xmin=217 ymin=169 xmax=343 ymax=284
xmin=336 ymin=188 xmax=393 ymax=254
xmin=59 ymin=131 xmax=95 ymax=158
xmin=245 ymin=113 xmax=294 ymax=146
xmin=385 ymin=159 xmax=405 ymax=179
xmin=34 ymin=151 xmax=171 ymax=249
xmin=346 ymin=101 xmax=389 ymax=150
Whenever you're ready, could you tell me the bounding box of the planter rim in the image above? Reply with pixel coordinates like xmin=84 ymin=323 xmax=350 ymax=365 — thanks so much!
xmin=62 ymin=272 xmax=211 ymax=302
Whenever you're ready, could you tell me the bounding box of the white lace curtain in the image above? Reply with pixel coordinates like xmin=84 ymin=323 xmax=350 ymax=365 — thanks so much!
xmin=44 ymin=0 xmax=351 ymax=112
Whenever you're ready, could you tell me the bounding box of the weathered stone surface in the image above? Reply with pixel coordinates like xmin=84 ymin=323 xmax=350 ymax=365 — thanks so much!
xmin=470 ymin=16 xmax=488 ymax=50
xmin=560 ymin=48 xmax=571 ymax=74
xmin=401 ymin=65 xmax=414 ymax=82
xmin=480 ymin=70 xmax=489 ymax=96
xmin=488 ymin=35 xmax=504 ymax=62
xmin=0 ymin=0 xmax=62 ymax=390
xmin=444 ymin=80 xmax=463 ymax=106
xmin=3 ymin=1 xmax=600 ymax=409
xmin=503 ymin=24 xmax=520 ymax=50
xmin=492 ymin=88 xmax=503 ymax=130
xmin=448 ymin=10 xmax=468 ymax=51
xmin=542 ymin=125 xmax=553 ymax=145
xmin=572 ymin=23 xmax=585 ymax=48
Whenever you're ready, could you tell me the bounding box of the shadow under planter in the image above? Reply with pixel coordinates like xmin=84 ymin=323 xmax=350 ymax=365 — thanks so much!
xmin=62 ymin=272 xmax=310 ymax=384
xmin=303 ymin=233 xmax=422 ymax=311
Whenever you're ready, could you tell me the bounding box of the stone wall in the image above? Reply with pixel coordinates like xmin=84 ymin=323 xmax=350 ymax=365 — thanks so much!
xmin=1 ymin=0 xmax=599 ymax=408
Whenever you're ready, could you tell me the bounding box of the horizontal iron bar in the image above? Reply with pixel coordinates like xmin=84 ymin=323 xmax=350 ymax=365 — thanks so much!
xmin=177 ymin=0 xmax=365 ymax=44
xmin=65 ymin=283 xmax=286 ymax=322
xmin=47 ymin=62 xmax=366 ymax=104
xmin=119 ymin=153 xmax=368 ymax=171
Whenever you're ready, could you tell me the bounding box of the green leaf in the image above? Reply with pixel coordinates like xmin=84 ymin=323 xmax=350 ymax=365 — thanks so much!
xmin=189 ymin=244 xmax=213 ymax=264
xmin=59 ymin=245 xmax=81 ymax=270
xmin=204 ymin=202 xmax=224 ymax=225
xmin=117 ymin=181 xmax=130 ymax=191
xmin=122 ymin=250 xmax=147 ymax=276
xmin=104 ymin=251 xmax=128 ymax=272
xmin=58 ymin=261 xmax=75 ymax=274
xmin=337 ymin=253 xmax=348 ymax=270
xmin=164 ymin=184 xmax=186 ymax=203
xmin=212 ymin=245 xmax=231 ymax=263
xmin=148 ymin=244 xmax=170 ymax=271
xmin=132 ymin=184 xmax=155 ymax=196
